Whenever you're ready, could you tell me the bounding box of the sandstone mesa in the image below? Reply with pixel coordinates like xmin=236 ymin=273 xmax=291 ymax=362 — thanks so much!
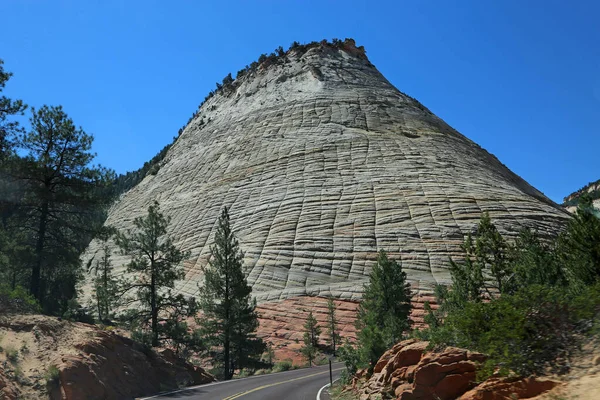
xmin=83 ymin=39 xmax=569 ymax=305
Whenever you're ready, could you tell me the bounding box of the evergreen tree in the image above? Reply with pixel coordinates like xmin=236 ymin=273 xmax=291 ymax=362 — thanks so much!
xmin=441 ymin=212 xmax=513 ymax=313
xmin=558 ymin=195 xmax=600 ymax=285
xmin=0 ymin=58 xmax=26 ymax=162
xmin=355 ymin=250 xmax=412 ymax=371
xmin=263 ymin=342 xmax=275 ymax=368
xmin=116 ymin=201 xmax=195 ymax=347
xmin=474 ymin=212 xmax=511 ymax=293
xmin=326 ymin=297 xmax=340 ymax=355
xmin=13 ymin=105 xmax=113 ymax=312
xmin=509 ymin=227 xmax=564 ymax=290
xmin=88 ymin=227 xmax=119 ymax=322
xmin=301 ymin=310 xmax=321 ymax=366
xmin=198 ymin=206 xmax=263 ymax=380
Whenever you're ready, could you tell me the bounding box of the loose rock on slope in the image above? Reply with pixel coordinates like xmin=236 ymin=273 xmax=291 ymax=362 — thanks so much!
xmin=83 ymin=39 xmax=569 ymax=304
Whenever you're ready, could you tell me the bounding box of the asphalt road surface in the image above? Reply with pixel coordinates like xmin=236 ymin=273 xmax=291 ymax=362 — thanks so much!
xmin=141 ymin=362 xmax=343 ymax=400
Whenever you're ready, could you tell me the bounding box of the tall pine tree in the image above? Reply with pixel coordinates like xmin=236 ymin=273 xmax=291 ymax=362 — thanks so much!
xmin=88 ymin=227 xmax=119 ymax=322
xmin=14 ymin=105 xmax=113 ymax=312
xmin=355 ymin=250 xmax=412 ymax=371
xmin=301 ymin=310 xmax=321 ymax=366
xmin=116 ymin=201 xmax=195 ymax=347
xmin=199 ymin=206 xmax=263 ymax=380
xmin=0 ymin=58 xmax=26 ymax=162
xmin=326 ymin=297 xmax=340 ymax=355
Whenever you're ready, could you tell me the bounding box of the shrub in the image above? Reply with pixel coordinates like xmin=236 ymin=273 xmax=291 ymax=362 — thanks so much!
xmin=62 ymin=299 xmax=95 ymax=324
xmin=236 ymin=368 xmax=253 ymax=378
xmin=338 ymin=339 xmax=362 ymax=376
xmin=4 ymin=345 xmax=18 ymax=362
xmin=273 ymin=360 xmax=293 ymax=372
xmin=45 ymin=365 xmax=60 ymax=386
xmin=253 ymin=368 xmax=270 ymax=376
xmin=0 ymin=284 xmax=40 ymax=314
xmin=422 ymin=283 xmax=600 ymax=379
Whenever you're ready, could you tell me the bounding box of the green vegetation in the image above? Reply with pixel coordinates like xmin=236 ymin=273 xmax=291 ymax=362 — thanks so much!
xmin=88 ymin=227 xmax=119 ymax=323
xmin=1 ymin=61 xmax=114 ymax=316
xmin=116 ymin=201 xmax=196 ymax=348
xmin=563 ymin=179 xmax=600 ymax=207
xmin=300 ymin=310 xmax=321 ymax=366
xmin=45 ymin=365 xmax=60 ymax=386
xmin=272 ymin=359 xmax=294 ymax=372
xmin=198 ymin=206 xmax=265 ymax=380
xmin=0 ymin=58 xmax=27 ymax=162
xmin=327 ymin=297 xmax=341 ymax=355
xmin=4 ymin=345 xmax=18 ymax=362
xmin=0 ymin=103 xmax=114 ymax=315
xmin=0 ymin=284 xmax=40 ymax=314
xmin=345 ymin=250 xmax=412 ymax=374
xmin=16 ymin=105 xmax=113 ymax=312
xmin=330 ymin=382 xmax=360 ymax=400
xmin=418 ymin=202 xmax=600 ymax=379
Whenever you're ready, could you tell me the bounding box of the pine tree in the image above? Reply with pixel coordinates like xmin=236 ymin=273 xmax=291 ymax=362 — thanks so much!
xmin=116 ymin=201 xmax=195 ymax=347
xmin=199 ymin=206 xmax=263 ymax=380
xmin=301 ymin=310 xmax=321 ymax=366
xmin=355 ymin=250 xmax=412 ymax=371
xmin=326 ymin=297 xmax=340 ymax=355
xmin=509 ymin=227 xmax=564 ymax=290
xmin=558 ymin=195 xmax=600 ymax=285
xmin=0 ymin=58 xmax=26 ymax=162
xmin=14 ymin=105 xmax=113 ymax=312
xmin=88 ymin=227 xmax=119 ymax=322
xmin=474 ymin=212 xmax=511 ymax=293
xmin=442 ymin=212 xmax=512 ymax=311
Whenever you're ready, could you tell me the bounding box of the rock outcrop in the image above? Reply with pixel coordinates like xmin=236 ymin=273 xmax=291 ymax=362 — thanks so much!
xmin=563 ymin=178 xmax=600 ymax=212
xmin=83 ymin=39 xmax=569 ymax=304
xmin=255 ymin=292 xmax=437 ymax=364
xmin=0 ymin=314 xmax=213 ymax=400
xmin=0 ymin=367 xmax=20 ymax=400
xmin=354 ymin=339 xmax=560 ymax=400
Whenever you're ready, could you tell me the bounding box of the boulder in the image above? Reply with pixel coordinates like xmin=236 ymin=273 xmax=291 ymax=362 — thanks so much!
xmin=357 ymin=341 xmax=485 ymax=400
xmin=459 ymin=376 xmax=561 ymax=400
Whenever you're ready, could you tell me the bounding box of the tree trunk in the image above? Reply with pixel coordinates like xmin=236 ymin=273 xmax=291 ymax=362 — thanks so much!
xmin=31 ymin=200 xmax=49 ymax=303
xmin=151 ymin=269 xmax=158 ymax=347
xmin=224 ymin=337 xmax=231 ymax=380
xmin=224 ymin=255 xmax=231 ymax=380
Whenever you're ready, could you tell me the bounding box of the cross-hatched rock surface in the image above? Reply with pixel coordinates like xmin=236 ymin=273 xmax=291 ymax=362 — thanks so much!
xmin=83 ymin=40 xmax=570 ymax=302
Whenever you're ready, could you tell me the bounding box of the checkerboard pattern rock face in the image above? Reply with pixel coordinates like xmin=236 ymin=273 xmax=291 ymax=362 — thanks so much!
xmin=83 ymin=41 xmax=569 ymax=302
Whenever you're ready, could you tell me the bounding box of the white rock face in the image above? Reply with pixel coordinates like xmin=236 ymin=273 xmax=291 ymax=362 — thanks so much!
xmin=84 ymin=42 xmax=569 ymax=302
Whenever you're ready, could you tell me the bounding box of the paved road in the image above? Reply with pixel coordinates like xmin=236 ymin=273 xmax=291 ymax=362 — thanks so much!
xmin=141 ymin=362 xmax=343 ymax=400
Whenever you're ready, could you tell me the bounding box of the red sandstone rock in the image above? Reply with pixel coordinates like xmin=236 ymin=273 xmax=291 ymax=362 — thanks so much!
xmin=459 ymin=376 xmax=561 ymax=400
xmin=357 ymin=340 xmax=486 ymax=400
xmin=254 ymin=295 xmax=437 ymax=365
xmin=355 ymin=340 xmax=560 ymax=400
xmin=54 ymin=330 xmax=214 ymax=400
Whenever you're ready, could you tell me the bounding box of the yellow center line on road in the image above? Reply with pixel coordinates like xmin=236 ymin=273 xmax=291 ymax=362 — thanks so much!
xmin=222 ymin=367 xmax=344 ymax=400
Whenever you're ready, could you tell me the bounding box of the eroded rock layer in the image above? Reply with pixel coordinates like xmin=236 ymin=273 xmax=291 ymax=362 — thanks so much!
xmin=256 ymin=294 xmax=437 ymax=364
xmin=84 ymin=40 xmax=569 ymax=302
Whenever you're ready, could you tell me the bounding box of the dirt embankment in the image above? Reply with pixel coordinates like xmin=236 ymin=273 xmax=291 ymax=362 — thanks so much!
xmin=0 ymin=314 xmax=213 ymax=400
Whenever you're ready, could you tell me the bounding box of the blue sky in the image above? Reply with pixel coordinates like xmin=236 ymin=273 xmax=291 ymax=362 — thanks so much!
xmin=1 ymin=0 xmax=598 ymax=203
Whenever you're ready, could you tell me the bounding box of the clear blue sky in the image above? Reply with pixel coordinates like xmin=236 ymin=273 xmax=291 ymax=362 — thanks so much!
xmin=1 ymin=0 xmax=598 ymax=203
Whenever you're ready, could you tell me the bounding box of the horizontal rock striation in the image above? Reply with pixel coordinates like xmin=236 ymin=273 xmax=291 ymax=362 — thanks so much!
xmin=255 ymin=293 xmax=437 ymax=364
xmin=83 ymin=39 xmax=569 ymax=302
